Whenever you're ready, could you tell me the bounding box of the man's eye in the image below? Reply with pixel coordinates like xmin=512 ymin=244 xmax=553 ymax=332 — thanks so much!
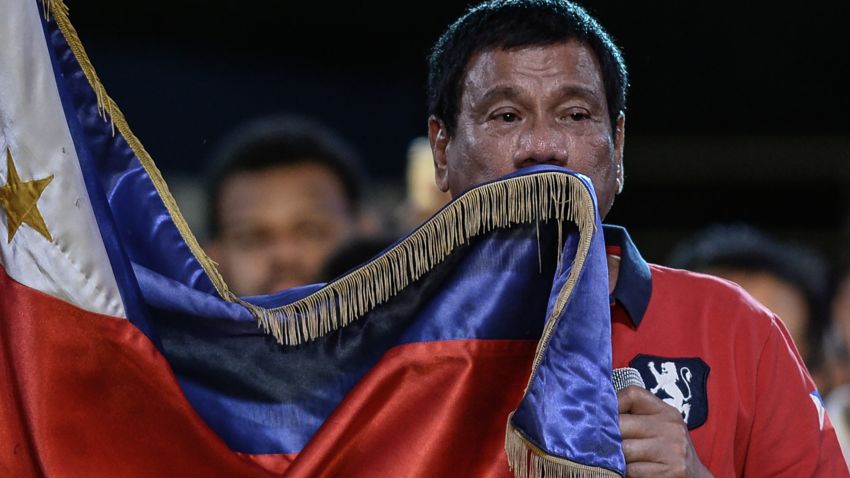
xmin=228 ymin=231 xmax=269 ymax=250
xmin=565 ymin=111 xmax=590 ymax=122
xmin=490 ymin=111 xmax=519 ymax=123
xmin=295 ymin=222 xmax=330 ymax=240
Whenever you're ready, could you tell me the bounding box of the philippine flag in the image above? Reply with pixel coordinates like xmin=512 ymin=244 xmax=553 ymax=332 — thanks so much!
xmin=0 ymin=1 xmax=628 ymax=477
xmin=0 ymin=1 xmax=286 ymax=476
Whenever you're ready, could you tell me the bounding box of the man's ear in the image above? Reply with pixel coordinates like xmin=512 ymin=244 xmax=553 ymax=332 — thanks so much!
xmin=428 ymin=115 xmax=450 ymax=193
xmin=614 ymin=112 xmax=626 ymax=194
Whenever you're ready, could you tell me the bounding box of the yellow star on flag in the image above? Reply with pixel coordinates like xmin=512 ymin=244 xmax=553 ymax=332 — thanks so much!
xmin=0 ymin=147 xmax=54 ymax=243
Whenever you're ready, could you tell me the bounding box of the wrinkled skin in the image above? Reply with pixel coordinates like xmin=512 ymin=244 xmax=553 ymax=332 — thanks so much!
xmin=429 ymin=41 xmax=624 ymax=218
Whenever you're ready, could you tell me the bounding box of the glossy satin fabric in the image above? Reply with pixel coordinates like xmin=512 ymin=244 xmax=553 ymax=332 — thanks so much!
xmin=139 ymin=222 xmax=557 ymax=454
xmin=0 ymin=268 xmax=277 ymax=478
xmin=45 ymin=6 xmax=218 ymax=323
xmin=511 ymin=221 xmax=624 ymax=473
xmin=101 ymin=162 xmax=623 ymax=471
xmin=283 ymin=340 xmax=537 ymax=477
xmin=135 ymin=177 xmax=624 ymax=476
xmin=38 ymin=1 xmax=624 ymax=471
xmin=0 ymin=0 xmax=124 ymax=319
xmin=45 ymin=8 xmax=163 ymax=345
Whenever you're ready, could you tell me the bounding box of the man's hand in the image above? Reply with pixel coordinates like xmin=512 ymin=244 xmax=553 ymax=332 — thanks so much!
xmin=617 ymin=386 xmax=713 ymax=478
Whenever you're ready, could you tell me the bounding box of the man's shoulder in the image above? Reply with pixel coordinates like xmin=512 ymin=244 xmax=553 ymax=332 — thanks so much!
xmin=647 ymin=262 xmax=752 ymax=297
xmin=644 ymin=262 xmax=779 ymax=327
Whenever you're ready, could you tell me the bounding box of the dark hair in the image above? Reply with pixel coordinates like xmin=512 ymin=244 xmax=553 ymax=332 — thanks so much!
xmin=667 ymin=223 xmax=830 ymax=368
xmin=204 ymin=114 xmax=366 ymax=238
xmin=427 ymin=0 xmax=628 ymax=137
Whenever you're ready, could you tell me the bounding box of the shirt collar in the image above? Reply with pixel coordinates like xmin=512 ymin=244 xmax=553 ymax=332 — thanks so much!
xmin=603 ymin=225 xmax=652 ymax=326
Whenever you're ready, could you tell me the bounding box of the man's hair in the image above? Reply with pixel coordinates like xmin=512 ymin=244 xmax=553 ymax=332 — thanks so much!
xmin=204 ymin=114 xmax=365 ymax=238
xmin=667 ymin=223 xmax=830 ymax=367
xmin=427 ymin=0 xmax=628 ymax=137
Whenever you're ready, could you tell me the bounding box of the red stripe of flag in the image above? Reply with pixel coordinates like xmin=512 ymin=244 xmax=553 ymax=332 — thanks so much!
xmin=0 ymin=266 xmax=277 ymax=478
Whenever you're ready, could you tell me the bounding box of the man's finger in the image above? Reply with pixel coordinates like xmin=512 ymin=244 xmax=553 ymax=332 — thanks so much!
xmin=619 ymin=414 xmax=662 ymax=440
xmin=621 ymin=436 xmax=666 ymax=464
xmin=618 ymin=385 xmax=674 ymax=415
xmin=625 ymin=461 xmax=668 ymax=478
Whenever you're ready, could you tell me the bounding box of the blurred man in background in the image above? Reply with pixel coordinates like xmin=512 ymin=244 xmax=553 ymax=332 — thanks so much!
xmin=827 ymin=255 xmax=850 ymax=462
xmin=315 ymin=136 xmax=451 ymax=284
xmin=204 ymin=114 xmax=368 ymax=295
xmin=667 ymin=223 xmax=831 ymax=387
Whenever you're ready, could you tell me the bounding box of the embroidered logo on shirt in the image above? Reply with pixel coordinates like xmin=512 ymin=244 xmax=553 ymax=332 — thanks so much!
xmin=810 ymin=390 xmax=825 ymax=431
xmin=630 ymin=354 xmax=710 ymax=429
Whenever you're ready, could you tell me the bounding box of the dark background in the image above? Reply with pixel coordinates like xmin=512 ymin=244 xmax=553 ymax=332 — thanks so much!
xmin=68 ymin=1 xmax=850 ymax=263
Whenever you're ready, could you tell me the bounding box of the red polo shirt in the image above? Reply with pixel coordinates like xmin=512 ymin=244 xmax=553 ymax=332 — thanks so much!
xmin=605 ymin=225 xmax=848 ymax=476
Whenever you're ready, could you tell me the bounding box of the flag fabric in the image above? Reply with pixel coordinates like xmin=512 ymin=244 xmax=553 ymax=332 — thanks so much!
xmin=0 ymin=1 xmax=280 ymax=476
xmin=0 ymin=1 xmax=626 ymax=477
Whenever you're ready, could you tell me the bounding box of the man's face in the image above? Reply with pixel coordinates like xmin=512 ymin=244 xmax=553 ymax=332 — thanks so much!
xmin=209 ymin=162 xmax=355 ymax=296
xmin=429 ymin=40 xmax=625 ymax=218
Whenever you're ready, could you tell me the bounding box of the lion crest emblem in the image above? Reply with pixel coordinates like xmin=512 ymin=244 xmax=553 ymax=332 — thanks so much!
xmin=630 ymin=355 xmax=710 ymax=429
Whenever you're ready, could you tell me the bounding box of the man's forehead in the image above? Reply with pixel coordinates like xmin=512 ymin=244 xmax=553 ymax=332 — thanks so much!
xmin=219 ymin=164 xmax=352 ymax=214
xmin=465 ymin=39 xmax=599 ymax=69
xmin=226 ymin=161 xmax=338 ymax=182
xmin=461 ymin=42 xmax=605 ymax=95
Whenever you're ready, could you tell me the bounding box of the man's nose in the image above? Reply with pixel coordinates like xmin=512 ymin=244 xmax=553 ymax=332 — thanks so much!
xmin=266 ymin=234 xmax=301 ymax=264
xmin=513 ymin=120 xmax=569 ymax=169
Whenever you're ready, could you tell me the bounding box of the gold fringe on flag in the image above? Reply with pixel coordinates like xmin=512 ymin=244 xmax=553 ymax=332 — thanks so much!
xmin=240 ymin=171 xmax=595 ymax=345
xmin=43 ymin=1 xmax=601 ymax=373
xmin=499 ymin=175 xmax=621 ymax=478
xmin=46 ymin=3 xmax=619 ymax=475
xmin=505 ymin=418 xmax=621 ymax=478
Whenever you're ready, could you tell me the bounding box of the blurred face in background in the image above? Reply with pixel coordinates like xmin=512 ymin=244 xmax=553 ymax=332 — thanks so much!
xmin=707 ymin=268 xmax=809 ymax=358
xmin=208 ymin=162 xmax=355 ymax=295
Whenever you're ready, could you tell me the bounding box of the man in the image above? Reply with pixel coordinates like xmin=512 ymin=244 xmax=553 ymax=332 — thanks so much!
xmin=667 ymin=223 xmax=831 ymax=387
xmin=204 ymin=115 xmax=367 ymax=295
xmin=426 ymin=1 xmax=847 ymax=476
xmin=827 ymin=256 xmax=850 ymax=462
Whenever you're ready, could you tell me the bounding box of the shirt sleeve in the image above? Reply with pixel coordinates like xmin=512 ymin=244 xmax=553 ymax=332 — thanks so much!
xmin=745 ymin=314 xmax=849 ymax=476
